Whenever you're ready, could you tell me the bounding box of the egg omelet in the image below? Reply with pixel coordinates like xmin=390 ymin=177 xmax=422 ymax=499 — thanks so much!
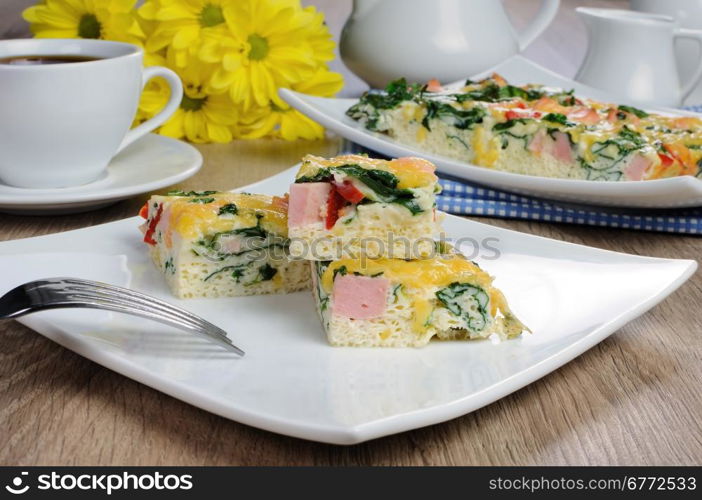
xmin=311 ymin=253 xmax=527 ymax=347
xmin=288 ymin=154 xmax=443 ymax=261
xmin=347 ymin=74 xmax=702 ymax=182
xmin=138 ymin=191 xmax=309 ymax=298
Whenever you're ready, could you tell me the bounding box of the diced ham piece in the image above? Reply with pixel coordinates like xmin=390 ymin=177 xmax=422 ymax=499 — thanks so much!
xmin=332 ymin=274 xmax=389 ymax=320
xmin=528 ymin=129 xmax=547 ymax=154
xmin=624 ymin=155 xmax=651 ymax=181
xmin=550 ymin=131 xmax=573 ymax=163
xmin=528 ymin=129 xmax=571 ymax=162
xmin=288 ymin=182 xmax=331 ymax=228
xmin=567 ymin=106 xmax=600 ymax=125
xmin=426 ymin=78 xmax=443 ymax=92
xmin=217 ymin=236 xmax=242 ymax=254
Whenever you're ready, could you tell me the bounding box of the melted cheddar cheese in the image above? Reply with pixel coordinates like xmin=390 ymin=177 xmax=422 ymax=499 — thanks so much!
xmin=321 ymin=256 xmax=495 ymax=333
xmin=471 ymin=125 xmax=500 ymax=167
xmin=163 ymin=193 xmax=288 ymax=240
xmin=321 ymin=256 xmax=492 ymax=292
xmin=297 ymin=154 xmax=437 ymax=189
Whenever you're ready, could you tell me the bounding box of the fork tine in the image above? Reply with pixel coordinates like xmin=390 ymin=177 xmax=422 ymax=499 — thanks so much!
xmin=28 ymin=296 xmax=245 ymax=356
xmin=14 ymin=279 xmax=245 ymax=356
xmin=61 ymin=278 xmax=230 ymax=335
xmin=57 ymin=290 xmax=220 ymax=333
xmin=48 ymin=278 xmax=230 ymax=338
xmin=23 ymin=279 xmax=221 ymax=337
xmin=38 ymin=278 xmax=231 ymax=340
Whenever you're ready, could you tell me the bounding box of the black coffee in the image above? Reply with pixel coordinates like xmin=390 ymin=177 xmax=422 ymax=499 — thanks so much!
xmin=0 ymin=55 xmax=101 ymax=65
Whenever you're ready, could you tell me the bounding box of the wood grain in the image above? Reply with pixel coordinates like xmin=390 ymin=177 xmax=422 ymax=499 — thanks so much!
xmin=1 ymin=0 xmax=701 ymax=466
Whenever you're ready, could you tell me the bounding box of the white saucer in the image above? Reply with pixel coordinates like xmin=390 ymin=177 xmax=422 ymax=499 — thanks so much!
xmin=0 ymin=134 xmax=202 ymax=215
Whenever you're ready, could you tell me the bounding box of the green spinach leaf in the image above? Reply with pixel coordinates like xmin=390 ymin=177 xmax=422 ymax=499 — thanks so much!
xmin=218 ymin=203 xmax=238 ymax=216
xmin=421 ymin=102 xmax=486 ymax=131
xmin=166 ymin=190 xmax=217 ymax=197
xmin=435 ymin=282 xmax=489 ymax=331
xmin=618 ymin=105 xmax=649 ymax=119
xmin=542 ymin=112 xmax=574 ymax=126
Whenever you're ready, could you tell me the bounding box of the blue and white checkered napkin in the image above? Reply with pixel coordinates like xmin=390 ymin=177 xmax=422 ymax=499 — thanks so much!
xmin=436 ymin=177 xmax=702 ymax=235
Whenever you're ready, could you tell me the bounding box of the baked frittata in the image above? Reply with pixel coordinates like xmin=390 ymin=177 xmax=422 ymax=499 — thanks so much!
xmin=139 ymin=191 xmax=309 ymax=298
xmin=347 ymin=74 xmax=702 ymax=181
xmin=311 ymin=253 xmax=527 ymax=348
xmin=288 ymin=154 xmax=443 ymax=261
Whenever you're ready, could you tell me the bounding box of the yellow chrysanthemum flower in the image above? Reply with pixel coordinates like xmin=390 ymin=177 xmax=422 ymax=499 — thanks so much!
xmin=239 ymin=104 xmax=323 ymax=141
xmin=207 ymin=0 xmax=334 ymax=111
xmin=239 ymin=68 xmax=343 ymax=141
xmin=139 ymin=0 xmax=234 ymax=68
xmin=138 ymin=51 xmax=239 ymax=144
xmin=300 ymin=6 xmax=337 ymax=65
xmin=295 ymin=67 xmax=346 ymax=100
xmin=23 ymin=0 xmax=343 ymax=143
xmin=23 ymin=0 xmax=144 ymax=45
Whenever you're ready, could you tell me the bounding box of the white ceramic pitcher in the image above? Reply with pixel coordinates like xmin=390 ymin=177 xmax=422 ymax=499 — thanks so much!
xmin=340 ymin=0 xmax=561 ymax=88
xmin=575 ymin=8 xmax=702 ymax=107
xmin=630 ymin=0 xmax=702 ymax=105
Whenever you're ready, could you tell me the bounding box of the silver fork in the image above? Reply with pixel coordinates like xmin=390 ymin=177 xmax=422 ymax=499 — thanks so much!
xmin=0 ymin=277 xmax=244 ymax=356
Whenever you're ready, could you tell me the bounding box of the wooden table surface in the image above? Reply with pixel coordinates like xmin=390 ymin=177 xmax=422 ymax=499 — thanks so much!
xmin=2 ymin=0 xmax=701 ymax=466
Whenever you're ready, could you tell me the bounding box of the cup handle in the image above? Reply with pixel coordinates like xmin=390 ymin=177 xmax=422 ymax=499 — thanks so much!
xmin=675 ymin=28 xmax=702 ymax=100
xmin=116 ymin=66 xmax=183 ymax=154
xmin=516 ymin=0 xmax=560 ymax=51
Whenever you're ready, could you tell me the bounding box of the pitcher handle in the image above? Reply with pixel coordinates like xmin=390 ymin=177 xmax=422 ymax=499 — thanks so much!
xmin=116 ymin=66 xmax=183 ymax=154
xmin=516 ymin=0 xmax=561 ymax=51
xmin=675 ymin=28 xmax=702 ymax=100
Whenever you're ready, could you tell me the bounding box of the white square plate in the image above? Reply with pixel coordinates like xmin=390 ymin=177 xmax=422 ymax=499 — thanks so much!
xmin=280 ymin=55 xmax=702 ymax=209
xmin=0 ymin=168 xmax=696 ymax=444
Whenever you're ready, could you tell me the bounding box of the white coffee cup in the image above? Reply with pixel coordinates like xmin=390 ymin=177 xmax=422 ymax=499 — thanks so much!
xmin=0 ymin=39 xmax=183 ymax=189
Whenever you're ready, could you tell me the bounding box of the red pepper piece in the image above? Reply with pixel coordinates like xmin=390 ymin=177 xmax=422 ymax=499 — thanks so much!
xmin=325 ymin=188 xmax=344 ymax=230
xmin=505 ymin=109 xmax=521 ymax=120
xmin=143 ymin=204 xmax=163 ymax=246
xmin=505 ymin=109 xmax=541 ymax=120
xmin=138 ymin=202 xmax=149 ymax=219
xmin=334 ymin=180 xmax=365 ymax=204
xmin=658 ymin=153 xmax=674 ymax=167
